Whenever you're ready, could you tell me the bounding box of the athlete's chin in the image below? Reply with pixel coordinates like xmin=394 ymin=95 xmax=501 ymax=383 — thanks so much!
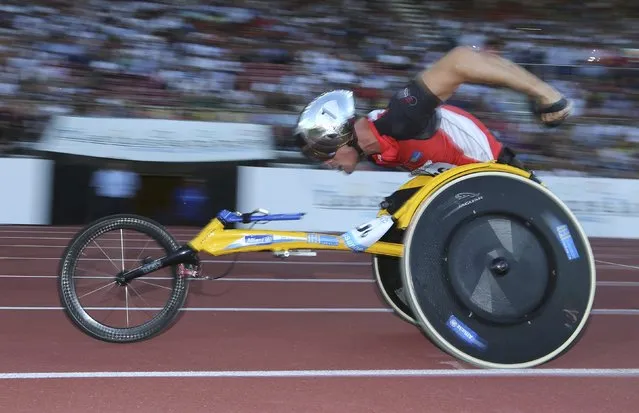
xmin=334 ymin=165 xmax=355 ymax=175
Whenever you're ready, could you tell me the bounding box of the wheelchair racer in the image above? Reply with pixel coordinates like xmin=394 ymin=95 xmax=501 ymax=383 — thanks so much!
xmin=294 ymin=46 xmax=572 ymax=174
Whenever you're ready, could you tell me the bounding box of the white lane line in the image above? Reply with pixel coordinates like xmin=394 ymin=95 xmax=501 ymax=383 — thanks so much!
xmin=2 ymin=274 xmax=639 ymax=287
xmin=595 ymin=260 xmax=639 ymax=271
xmin=2 ymin=368 xmax=639 ymax=380
xmin=0 ymin=307 xmax=636 ymax=315
xmin=0 ymin=306 xmax=392 ymax=313
xmin=597 ymin=281 xmax=639 ymax=287
xmin=0 ymin=257 xmax=370 ymax=266
xmin=591 ymin=309 xmax=639 ymax=315
xmin=0 ymin=275 xmax=374 ymax=283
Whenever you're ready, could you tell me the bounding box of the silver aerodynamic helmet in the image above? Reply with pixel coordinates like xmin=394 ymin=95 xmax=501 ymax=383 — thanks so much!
xmin=294 ymin=90 xmax=357 ymax=161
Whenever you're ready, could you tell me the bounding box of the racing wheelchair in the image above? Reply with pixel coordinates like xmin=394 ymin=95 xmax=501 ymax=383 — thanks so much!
xmin=57 ymin=161 xmax=596 ymax=369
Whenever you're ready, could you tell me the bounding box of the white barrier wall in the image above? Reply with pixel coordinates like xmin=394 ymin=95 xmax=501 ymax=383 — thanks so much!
xmin=237 ymin=166 xmax=639 ymax=238
xmin=34 ymin=116 xmax=276 ymax=162
xmin=541 ymin=176 xmax=639 ymax=239
xmin=237 ymin=166 xmax=411 ymax=232
xmin=0 ymin=157 xmax=54 ymax=225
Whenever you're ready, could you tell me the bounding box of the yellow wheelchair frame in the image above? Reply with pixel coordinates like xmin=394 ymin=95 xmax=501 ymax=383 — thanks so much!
xmin=61 ymin=160 xmax=597 ymax=371
xmin=115 ymin=161 xmax=531 ymax=287
xmin=186 ymin=162 xmax=531 ymax=259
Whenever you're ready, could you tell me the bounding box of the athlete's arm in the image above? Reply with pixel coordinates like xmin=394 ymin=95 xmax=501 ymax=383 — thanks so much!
xmin=417 ymin=46 xmax=570 ymax=125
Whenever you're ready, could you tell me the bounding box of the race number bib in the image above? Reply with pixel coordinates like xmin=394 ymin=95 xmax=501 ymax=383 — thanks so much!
xmin=412 ymin=161 xmax=456 ymax=177
xmin=342 ymin=215 xmax=394 ymax=252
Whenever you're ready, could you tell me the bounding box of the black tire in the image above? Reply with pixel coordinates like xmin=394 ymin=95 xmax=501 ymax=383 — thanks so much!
xmin=373 ymin=226 xmax=417 ymax=325
xmin=58 ymin=214 xmax=189 ymax=343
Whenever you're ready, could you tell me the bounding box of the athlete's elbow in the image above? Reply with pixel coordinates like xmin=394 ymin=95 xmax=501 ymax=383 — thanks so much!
xmin=416 ymin=46 xmax=474 ymax=100
xmin=447 ymin=45 xmax=477 ymax=59
xmin=445 ymin=46 xmax=481 ymax=78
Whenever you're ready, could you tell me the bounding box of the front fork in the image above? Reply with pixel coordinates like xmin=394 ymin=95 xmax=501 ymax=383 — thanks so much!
xmin=114 ymin=244 xmax=199 ymax=285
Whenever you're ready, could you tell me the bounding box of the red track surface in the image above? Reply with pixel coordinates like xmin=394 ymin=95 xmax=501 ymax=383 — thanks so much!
xmin=0 ymin=227 xmax=638 ymax=412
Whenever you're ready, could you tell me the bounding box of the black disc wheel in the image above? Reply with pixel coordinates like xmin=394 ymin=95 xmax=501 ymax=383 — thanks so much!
xmin=58 ymin=214 xmax=190 ymax=343
xmin=401 ymin=171 xmax=596 ymax=368
xmin=446 ymin=214 xmax=552 ymax=325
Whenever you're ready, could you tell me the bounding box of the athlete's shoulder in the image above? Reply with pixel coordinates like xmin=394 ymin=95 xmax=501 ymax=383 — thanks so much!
xmin=387 ymin=78 xmax=441 ymax=116
xmin=370 ymin=79 xmax=442 ymax=140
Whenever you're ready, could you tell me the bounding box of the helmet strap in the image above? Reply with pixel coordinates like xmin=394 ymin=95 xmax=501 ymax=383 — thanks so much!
xmin=348 ymin=137 xmax=366 ymax=159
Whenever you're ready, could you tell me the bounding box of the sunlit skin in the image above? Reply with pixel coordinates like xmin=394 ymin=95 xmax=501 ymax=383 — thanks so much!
xmin=323 ymin=117 xmax=380 ymax=174
xmin=323 ymin=46 xmax=571 ymax=174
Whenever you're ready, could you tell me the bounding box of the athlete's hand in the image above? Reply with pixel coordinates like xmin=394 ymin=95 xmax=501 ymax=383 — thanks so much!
xmin=529 ymin=95 xmax=572 ymax=128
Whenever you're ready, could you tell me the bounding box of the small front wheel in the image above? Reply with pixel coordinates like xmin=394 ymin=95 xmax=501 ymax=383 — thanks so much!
xmin=58 ymin=214 xmax=190 ymax=343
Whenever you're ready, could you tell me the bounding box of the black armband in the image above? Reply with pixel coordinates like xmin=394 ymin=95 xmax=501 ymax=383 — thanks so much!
xmin=413 ymin=74 xmax=443 ymax=106
xmin=373 ymin=77 xmax=442 ymax=140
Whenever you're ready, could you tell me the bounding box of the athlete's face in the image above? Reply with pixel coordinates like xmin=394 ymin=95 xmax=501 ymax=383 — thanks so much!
xmin=324 ymin=145 xmax=360 ymax=174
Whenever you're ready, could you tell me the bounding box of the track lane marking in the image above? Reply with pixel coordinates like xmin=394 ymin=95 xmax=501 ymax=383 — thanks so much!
xmin=1 ymin=368 xmax=639 ymax=379
xmin=0 ymin=306 xmax=636 ymax=315
xmin=0 ymin=274 xmax=375 ymax=282
xmin=1 ymin=274 xmax=638 ymax=286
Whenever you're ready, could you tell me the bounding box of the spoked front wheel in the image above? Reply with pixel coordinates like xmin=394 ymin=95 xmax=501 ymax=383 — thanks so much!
xmin=58 ymin=214 xmax=190 ymax=343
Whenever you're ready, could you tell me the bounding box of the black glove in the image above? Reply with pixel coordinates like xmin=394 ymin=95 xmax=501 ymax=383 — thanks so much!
xmin=529 ymin=97 xmax=572 ymax=128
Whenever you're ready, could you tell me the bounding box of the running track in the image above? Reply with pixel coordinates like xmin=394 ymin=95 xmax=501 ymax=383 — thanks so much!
xmin=0 ymin=226 xmax=638 ymax=412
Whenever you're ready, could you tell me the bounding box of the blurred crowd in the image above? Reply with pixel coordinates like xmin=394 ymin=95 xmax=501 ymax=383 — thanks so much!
xmin=0 ymin=0 xmax=638 ymax=176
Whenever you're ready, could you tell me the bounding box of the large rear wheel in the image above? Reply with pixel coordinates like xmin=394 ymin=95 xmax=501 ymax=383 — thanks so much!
xmin=401 ymin=171 xmax=596 ymax=368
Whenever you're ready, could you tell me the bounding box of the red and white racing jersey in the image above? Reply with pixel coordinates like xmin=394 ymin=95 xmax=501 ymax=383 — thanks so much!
xmin=364 ymin=80 xmax=503 ymax=171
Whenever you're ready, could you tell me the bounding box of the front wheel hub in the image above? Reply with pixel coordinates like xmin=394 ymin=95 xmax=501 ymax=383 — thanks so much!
xmin=114 ymin=271 xmax=128 ymax=286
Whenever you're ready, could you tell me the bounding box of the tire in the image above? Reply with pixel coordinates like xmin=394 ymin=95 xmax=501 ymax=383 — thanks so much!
xmin=58 ymin=214 xmax=190 ymax=343
xmin=401 ymin=171 xmax=596 ymax=369
xmin=373 ymin=226 xmax=417 ymax=325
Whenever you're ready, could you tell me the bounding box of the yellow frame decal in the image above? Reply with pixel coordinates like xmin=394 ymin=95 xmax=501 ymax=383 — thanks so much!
xmin=186 ymin=162 xmax=531 ymax=259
